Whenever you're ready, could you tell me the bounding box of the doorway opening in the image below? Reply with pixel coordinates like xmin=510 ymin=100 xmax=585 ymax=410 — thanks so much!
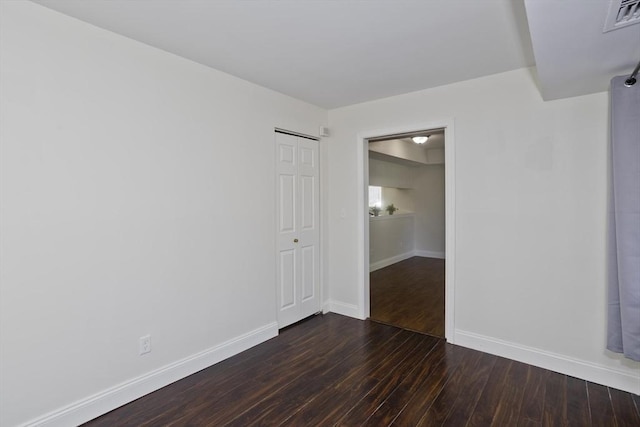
xmin=368 ymin=131 xmax=446 ymax=337
xmin=356 ymin=121 xmax=455 ymax=342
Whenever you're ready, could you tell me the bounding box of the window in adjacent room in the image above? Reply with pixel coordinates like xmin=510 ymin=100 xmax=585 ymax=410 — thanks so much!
xmin=368 ymin=186 xmax=382 ymax=208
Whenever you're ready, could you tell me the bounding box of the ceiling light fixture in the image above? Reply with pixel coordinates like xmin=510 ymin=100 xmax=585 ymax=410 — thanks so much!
xmin=412 ymin=136 xmax=429 ymax=144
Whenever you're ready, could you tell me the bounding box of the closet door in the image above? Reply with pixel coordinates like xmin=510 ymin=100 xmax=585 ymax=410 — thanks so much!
xmin=276 ymin=132 xmax=319 ymax=328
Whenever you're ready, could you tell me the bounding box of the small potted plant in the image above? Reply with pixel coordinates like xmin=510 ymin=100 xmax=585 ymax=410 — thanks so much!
xmin=385 ymin=203 xmax=398 ymax=215
xmin=369 ymin=206 xmax=381 ymax=216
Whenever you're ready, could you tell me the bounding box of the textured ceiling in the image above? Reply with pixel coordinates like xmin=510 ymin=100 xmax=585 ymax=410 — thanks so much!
xmin=525 ymin=0 xmax=640 ymax=101
xmin=32 ymin=0 xmax=638 ymax=107
xmin=33 ymin=0 xmax=535 ymax=108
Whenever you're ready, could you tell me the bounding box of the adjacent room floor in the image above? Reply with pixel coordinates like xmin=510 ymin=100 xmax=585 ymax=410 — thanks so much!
xmin=370 ymin=256 xmax=445 ymax=337
xmin=84 ymin=313 xmax=639 ymax=426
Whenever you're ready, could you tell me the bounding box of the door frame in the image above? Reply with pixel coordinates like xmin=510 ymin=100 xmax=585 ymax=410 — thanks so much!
xmin=356 ymin=119 xmax=456 ymax=342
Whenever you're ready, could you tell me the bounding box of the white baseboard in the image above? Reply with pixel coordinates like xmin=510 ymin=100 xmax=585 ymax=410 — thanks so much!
xmin=455 ymin=329 xmax=640 ymax=395
xmin=370 ymin=250 xmax=445 ymax=272
xmin=324 ymin=300 xmax=361 ymax=319
xmin=414 ymin=250 xmax=445 ymax=259
xmin=370 ymin=251 xmax=415 ymax=272
xmin=322 ymin=300 xmax=331 ymax=314
xmin=20 ymin=322 xmax=279 ymax=427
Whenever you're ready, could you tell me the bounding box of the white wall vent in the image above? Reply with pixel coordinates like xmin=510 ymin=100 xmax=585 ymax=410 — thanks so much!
xmin=604 ymin=0 xmax=640 ymax=32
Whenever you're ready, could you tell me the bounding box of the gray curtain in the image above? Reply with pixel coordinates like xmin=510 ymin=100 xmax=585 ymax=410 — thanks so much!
xmin=607 ymin=75 xmax=640 ymax=361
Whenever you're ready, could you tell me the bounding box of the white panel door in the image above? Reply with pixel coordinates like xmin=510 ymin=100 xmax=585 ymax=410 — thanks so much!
xmin=276 ymin=132 xmax=320 ymax=328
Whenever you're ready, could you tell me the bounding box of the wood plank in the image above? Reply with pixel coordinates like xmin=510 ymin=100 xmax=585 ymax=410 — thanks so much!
xmin=413 ymin=347 xmax=486 ymax=426
xmin=85 ymin=314 xmax=344 ymax=426
xmin=389 ymin=343 xmax=473 ymax=426
xmin=370 ymin=256 xmax=445 ymax=336
xmin=334 ymin=334 xmax=439 ymax=426
xmin=490 ymin=360 xmax=529 ymax=426
xmin=542 ymin=372 xmax=566 ymax=427
xmin=232 ymin=330 xmax=425 ymax=426
xmin=518 ymin=365 xmax=549 ymax=426
xmin=610 ymin=387 xmax=640 ymax=427
xmin=440 ymin=352 xmax=498 ymax=426
xmin=518 ymin=419 xmax=543 ymax=427
xmin=84 ymin=314 xmax=333 ymax=426
xmin=588 ymin=382 xmax=616 ymax=427
xmin=633 ymin=393 xmax=640 ymax=418
xmin=81 ymin=313 xmax=640 ymax=427
xmin=180 ymin=321 xmax=401 ymax=426
xmin=466 ymin=357 xmax=512 ymax=426
xmin=158 ymin=315 xmax=371 ymax=426
xmin=565 ymin=376 xmax=590 ymax=426
xmin=92 ymin=314 xmax=381 ymax=426
xmin=632 ymin=393 xmax=640 ymax=414
xmin=282 ymin=331 xmax=434 ymax=425
xmin=364 ymin=340 xmax=448 ymax=425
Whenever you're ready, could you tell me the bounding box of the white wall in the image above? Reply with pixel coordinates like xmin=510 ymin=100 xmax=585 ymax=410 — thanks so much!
xmin=368 ymin=160 xmax=445 ymax=264
xmin=413 ymin=165 xmax=445 ymax=256
xmin=369 ymin=139 xmax=444 ymax=166
xmin=369 ymin=139 xmax=430 ymax=164
xmin=381 ymin=187 xmax=414 ymax=214
xmin=369 ymin=215 xmax=415 ymax=269
xmin=326 ymin=68 xmax=640 ymax=393
xmin=368 ymin=157 xmax=415 ymax=188
xmin=2 ymin=5 xmax=638 ymax=426
xmin=0 ymin=2 xmax=327 ymax=426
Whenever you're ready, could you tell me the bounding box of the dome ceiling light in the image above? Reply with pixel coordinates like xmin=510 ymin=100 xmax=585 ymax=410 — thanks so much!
xmin=412 ymin=136 xmax=429 ymax=144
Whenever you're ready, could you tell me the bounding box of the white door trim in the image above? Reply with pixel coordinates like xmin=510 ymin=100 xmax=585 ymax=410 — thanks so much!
xmin=356 ymin=119 xmax=456 ymax=343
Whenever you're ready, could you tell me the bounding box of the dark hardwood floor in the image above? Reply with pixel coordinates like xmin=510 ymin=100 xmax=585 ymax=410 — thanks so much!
xmin=84 ymin=313 xmax=639 ymax=426
xmin=371 ymin=257 xmax=445 ymax=336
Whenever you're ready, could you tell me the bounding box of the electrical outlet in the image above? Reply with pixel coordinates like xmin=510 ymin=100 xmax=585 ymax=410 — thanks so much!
xmin=139 ymin=335 xmax=151 ymax=355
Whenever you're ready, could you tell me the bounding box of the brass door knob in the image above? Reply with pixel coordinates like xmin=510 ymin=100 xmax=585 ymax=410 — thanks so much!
xmin=293 ymin=238 xmax=299 ymax=243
